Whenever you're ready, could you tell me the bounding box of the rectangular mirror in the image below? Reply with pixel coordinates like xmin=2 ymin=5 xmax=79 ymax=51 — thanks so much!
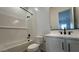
xmin=50 ymin=7 xmax=74 ymax=30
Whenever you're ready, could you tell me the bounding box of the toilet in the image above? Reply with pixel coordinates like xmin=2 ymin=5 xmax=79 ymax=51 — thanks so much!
xmin=27 ymin=36 xmax=43 ymax=52
xmin=27 ymin=43 xmax=40 ymax=52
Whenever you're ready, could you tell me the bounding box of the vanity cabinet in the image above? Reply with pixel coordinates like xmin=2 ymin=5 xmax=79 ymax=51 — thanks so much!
xmin=45 ymin=37 xmax=65 ymax=52
xmin=45 ymin=36 xmax=79 ymax=52
xmin=66 ymin=39 xmax=79 ymax=52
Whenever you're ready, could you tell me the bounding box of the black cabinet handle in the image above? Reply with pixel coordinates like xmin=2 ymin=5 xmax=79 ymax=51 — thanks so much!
xmin=68 ymin=43 xmax=70 ymax=52
xmin=62 ymin=42 xmax=64 ymax=50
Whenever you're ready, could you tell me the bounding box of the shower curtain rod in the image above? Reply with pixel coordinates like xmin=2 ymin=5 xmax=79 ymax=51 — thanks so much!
xmin=20 ymin=7 xmax=33 ymax=15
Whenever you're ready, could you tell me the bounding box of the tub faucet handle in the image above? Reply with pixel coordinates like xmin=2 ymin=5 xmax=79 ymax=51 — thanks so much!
xmin=27 ymin=34 xmax=31 ymax=39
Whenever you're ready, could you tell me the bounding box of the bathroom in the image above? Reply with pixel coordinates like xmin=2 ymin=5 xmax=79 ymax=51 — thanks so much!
xmin=0 ymin=7 xmax=79 ymax=52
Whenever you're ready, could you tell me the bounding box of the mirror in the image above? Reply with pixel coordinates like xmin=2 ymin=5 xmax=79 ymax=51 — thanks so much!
xmin=50 ymin=7 xmax=75 ymax=30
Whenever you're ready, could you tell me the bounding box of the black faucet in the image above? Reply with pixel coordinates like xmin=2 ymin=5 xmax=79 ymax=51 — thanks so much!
xmin=64 ymin=28 xmax=66 ymax=35
xmin=59 ymin=28 xmax=72 ymax=35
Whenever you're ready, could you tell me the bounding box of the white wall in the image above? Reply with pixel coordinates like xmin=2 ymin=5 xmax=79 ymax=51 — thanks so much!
xmin=36 ymin=8 xmax=50 ymax=35
xmin=75 ymin=8 xmax=79 ymax=28
xmin=0 ymin=7 xmax=29 ymax=51
xmin=28 ymin=7 xmax=50 ymax=36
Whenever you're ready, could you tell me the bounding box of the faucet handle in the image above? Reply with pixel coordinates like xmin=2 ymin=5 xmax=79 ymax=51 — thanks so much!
xmin=27 ymin=34 xmax=31 ymax=39
xmin=68 ymin=31 xmax=73 ymax=35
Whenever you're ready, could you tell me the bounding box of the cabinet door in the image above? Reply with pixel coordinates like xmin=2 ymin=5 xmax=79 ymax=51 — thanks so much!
xmin=66 ymin=39 xmax=79 ymax=52
xmin=57 ymin=38 xmax=66 ymax=52
xmin=45 ymin=37 xmax=64 ymax=52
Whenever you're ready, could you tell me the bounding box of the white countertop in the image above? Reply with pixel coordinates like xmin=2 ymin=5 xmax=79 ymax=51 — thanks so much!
xmin=45 ymin=30 xmax=79 ymax=39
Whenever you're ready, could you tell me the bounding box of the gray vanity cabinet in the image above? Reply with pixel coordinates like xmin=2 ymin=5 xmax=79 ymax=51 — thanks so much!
xmin=45 ymin=37 xmax=65 ymax=52
xmin=66 ymin=39 xmax=79 ymax=52
xmin=46 ymin=36 xmax=79 ymax=52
